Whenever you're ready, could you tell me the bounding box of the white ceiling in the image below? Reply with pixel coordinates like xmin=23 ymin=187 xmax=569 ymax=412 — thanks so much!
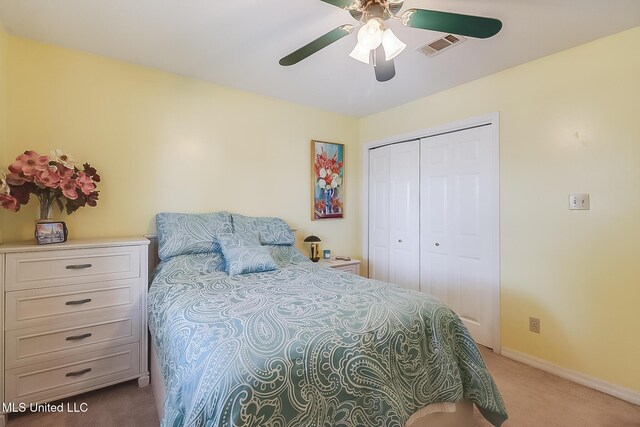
xmin=0 ymin=0 xmax=638 ymax=117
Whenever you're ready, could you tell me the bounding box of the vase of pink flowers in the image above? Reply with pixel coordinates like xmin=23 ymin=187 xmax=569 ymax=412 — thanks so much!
xmin=0 ymin=149 xmax=100 ymax=222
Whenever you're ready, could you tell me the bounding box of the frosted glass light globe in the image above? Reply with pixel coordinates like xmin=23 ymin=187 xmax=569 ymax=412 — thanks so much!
xmin=349 ymin=44 xmax=371 ymax=64
xmin=382 ymin=28 xmax=406 ymax=60
xmin=357 ymin=19 xmax=383 ymax=51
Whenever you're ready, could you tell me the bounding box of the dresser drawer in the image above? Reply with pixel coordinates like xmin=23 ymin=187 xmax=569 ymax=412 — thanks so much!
xmin=6 ymin=311 xmax=140 ymax=368
xmin=5 ymin=343 xmax=140 ymax=404
xmin=5 ymin=246 xmax=141 ymax=291
xmin=6 ymin=279 xmax=139 ymax=329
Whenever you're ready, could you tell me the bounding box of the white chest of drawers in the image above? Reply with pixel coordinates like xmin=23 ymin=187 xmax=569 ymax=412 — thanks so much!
xmin=0 ymin=238 xmax=149 ymax=424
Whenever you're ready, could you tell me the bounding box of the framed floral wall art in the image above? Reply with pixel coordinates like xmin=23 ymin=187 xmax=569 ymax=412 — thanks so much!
xmin=311 ymin=140 xmax=344 ymax=220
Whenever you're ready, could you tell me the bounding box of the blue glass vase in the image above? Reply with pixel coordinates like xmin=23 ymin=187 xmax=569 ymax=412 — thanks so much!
xmin=324 ymin=188 xmax=334 ymax=214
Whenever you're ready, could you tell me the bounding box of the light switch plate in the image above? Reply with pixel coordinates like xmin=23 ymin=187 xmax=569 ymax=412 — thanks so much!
xmin=569 ymin=193 xmax=590 ymax=210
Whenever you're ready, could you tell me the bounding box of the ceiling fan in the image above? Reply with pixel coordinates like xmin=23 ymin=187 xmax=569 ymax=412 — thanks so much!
xmin=279 ymin=0 xmax=502 ymax=82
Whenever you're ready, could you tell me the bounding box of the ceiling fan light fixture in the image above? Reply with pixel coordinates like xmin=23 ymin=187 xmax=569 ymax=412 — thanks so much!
xmin=349 ymin=43 xmax=371 ymax=64
xmin=381 ymin=28 xmax=406 ymax=60
xmin=357 ymin=18 xmax=383 ymax=50
xmin=279 ymin=1 xmax=502 ymax=84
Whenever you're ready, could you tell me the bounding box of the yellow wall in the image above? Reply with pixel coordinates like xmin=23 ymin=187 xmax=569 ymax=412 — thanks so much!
xmin=360 ymin=27 xmax=640 ymax=392
xmin=2 ymin=23 xmax=639 ymax=395
xmin=2 ymin=37 xmax=361 ymax=256
xmin=0 ymin=23 xmax=8 ymax=244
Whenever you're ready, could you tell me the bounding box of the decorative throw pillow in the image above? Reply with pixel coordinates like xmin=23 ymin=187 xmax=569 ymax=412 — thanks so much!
xmin=230 ymin=214 xmax=295 ymax=245
xmin=156 ymin=212 xmax=233 ymax=261
xmin=217 ymin=232 xmax=278 ymax=276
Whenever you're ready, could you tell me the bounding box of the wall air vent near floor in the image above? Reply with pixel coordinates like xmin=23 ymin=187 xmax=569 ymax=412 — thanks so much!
xmin=418 ymin=34 xmax=466 ymax=57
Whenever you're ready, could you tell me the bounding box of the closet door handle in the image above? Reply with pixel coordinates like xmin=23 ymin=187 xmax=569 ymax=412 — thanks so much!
xmin=66 ymin=263 xmax=92 ymax=270
xmin=65 ymin=298 xmax=92 ymax=306
xmin=435 ymin=242 xmax=440 ymax=247
xmin=65 ymin=368 xmax=92 ymax=377
xmin=398 ymin=239 xmax=403 ymax=243
xmin=66 ymin=333 xmax=92 ymax=341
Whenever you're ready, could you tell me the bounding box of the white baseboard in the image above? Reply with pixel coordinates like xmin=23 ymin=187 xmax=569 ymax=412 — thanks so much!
xmin=500 ymin=347 xmax=640 ymax=406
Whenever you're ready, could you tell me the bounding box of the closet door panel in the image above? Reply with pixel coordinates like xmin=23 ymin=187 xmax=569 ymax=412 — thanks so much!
xmin=368 ymin=147 xmax=390 ymax=282
xmin=420 ymin=140 xmax=452 ymax=297
xmin=419 ymin=125 xmax=497 ymax=348
xmin=388 ymin=141 xmax=420 ymax=291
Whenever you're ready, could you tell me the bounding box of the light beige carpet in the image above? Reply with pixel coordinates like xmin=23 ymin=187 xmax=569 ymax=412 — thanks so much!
xmin=6 ymin=380 xmax=158 ymax=427
xmin=6 ymin=347 xmax=640 ymax=426
xmin=473 ymin=346 xmax=640 ymax=427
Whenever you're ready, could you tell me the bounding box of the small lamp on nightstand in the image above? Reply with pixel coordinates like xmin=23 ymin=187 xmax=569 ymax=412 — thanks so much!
xmin=303 ymin=235 xmax=321 ymax=262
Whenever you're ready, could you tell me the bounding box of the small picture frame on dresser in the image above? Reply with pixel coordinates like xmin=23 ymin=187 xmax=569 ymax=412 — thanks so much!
xmin=34 ymin=221 xmax=68 ymax=245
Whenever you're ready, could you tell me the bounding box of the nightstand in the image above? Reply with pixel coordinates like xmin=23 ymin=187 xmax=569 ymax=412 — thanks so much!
xmin=318 ymin=258 xmax=361 ymax=276
xmin=0 ymin=238 xmax=149 ymax=425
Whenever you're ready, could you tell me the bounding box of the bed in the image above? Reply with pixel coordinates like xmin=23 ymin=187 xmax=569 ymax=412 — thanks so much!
xmin=147 ymin=212 xmax=507 ymax=427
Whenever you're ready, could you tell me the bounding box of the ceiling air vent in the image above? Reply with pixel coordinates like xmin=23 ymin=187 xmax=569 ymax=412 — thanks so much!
xmin=418 ymin=34 xmax=466 ymax=57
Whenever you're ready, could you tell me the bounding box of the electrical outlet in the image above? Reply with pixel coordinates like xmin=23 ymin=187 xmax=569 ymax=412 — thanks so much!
xmin=569 ymin=193 xmax=590 ymax=210
xmin=529 ymin=317 xmax=541 ymax=333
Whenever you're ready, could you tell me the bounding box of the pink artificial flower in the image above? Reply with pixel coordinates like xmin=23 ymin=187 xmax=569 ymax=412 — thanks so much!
xmin=35 ymin=167 xmax=62 ymax=188
xmin=0 ymin=194 xmax=20 ymax=212
xmin=75 ymin=172 xmax=96 ymax=195
xmin=8 ymin=151 xmax=50 ymax=178
xmin=57 ymin=165 xmax=74 ymax=180
xmin=6 ymin=172 xmax=26 ymax=185
xmin=60 ymin=178 xmax=79 ymax=200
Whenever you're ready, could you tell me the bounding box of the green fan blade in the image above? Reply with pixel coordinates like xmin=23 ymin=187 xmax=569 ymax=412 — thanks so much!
xmin=320 ymin=0 xmax=355 ymax=9
xmin=279 ymin=25 xmax=354 ymax=66
xmin=402 ymin=9 xmax=502 ymax=39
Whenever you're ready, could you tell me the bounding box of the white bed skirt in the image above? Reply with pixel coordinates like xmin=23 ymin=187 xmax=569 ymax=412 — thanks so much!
xmin=150 ymin=342 xmax=473 ymax=427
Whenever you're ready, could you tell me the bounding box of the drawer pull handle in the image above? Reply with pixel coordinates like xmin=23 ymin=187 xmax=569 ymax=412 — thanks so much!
xmin=65 ymin=298 xmax=92 ymax=306
xmin=66 ymin=333 xmax=93 ymax=341
xmin=65 ymin=368 xmax=92 ymax=377
xmin=66 ymin=263 xmax=92 ymax=270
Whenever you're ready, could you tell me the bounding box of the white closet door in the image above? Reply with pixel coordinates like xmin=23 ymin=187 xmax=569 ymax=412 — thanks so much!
xmin=368 ymin=146 xmax=390 ymax=282
xmin=389 ymin=141 xmax=420 ymax=291
xmin=420 ymin=125 xmax=498 ymax=347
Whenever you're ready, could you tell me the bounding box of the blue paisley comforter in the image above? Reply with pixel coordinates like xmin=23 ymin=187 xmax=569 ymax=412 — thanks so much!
xmin=148 ymin=247 xmax=507 ymax=427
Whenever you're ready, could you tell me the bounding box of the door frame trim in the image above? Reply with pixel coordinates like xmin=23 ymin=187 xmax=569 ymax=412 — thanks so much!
xmin=361 ymin=112 xmax=501 ymax=353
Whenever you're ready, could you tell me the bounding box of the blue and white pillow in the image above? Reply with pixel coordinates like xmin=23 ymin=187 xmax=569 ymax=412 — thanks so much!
xmin=156 ymin=212 xmax=233 ymax=261
xmin=157 ymin=253 xmax=226 ymax=276
xmin=229 ymin=214 xmax=259 ymax=238
xmin=256 ymin=217 xmax=295 ymax=245
xmin=217 ymin=232 xmax=278 ymax=276
xmin=230 ymin=214 xmax=295 ymax=245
